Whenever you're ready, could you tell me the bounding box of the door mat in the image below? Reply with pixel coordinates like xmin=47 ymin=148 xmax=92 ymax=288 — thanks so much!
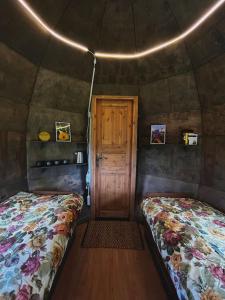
xmin=81 ymin=220 xmax=144 ymax=250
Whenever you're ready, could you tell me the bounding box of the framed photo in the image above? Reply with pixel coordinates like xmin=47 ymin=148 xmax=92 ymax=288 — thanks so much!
xmin=55 ymin=122 xmax=71 ymax=142
xmin=150 ymin=124 xmax=166 ymax=144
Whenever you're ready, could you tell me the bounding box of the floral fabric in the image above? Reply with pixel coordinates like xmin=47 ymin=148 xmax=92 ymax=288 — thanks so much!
xmin=0 ymin=192 xmax=83 ymax=300
xmin=142 ymin=196 xmax=225 ymax=300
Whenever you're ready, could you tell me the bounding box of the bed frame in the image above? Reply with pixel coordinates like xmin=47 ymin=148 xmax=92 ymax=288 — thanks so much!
xmin=144 ymin=192 xmax=190 ymax=199
xmin=143 ymin=193 xmax=189 ymax=300
xmin=32 ymin=190 xmax=73 ymax=195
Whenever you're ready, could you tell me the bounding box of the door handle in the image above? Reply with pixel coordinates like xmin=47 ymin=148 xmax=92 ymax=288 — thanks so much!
xmin=96 ymin=153 xmax=107 ymax=166
xmin=96 ymin=153 xmax=102 ymax=162
xmin=96 ymin=153 xmax=108 ymax=161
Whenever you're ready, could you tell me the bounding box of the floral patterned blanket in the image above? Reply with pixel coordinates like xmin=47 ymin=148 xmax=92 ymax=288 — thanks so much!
xmin=142 ymin=196 xmax=225 ymax=300
xmin=0 ymin=192 xmax=83 ymax=300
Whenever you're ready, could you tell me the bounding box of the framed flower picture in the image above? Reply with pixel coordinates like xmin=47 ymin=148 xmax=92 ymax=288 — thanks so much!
xmin=150 ymin=124 xmax=166 ymax=144
xmin=55 ymin=122 xmax=71 ymax=142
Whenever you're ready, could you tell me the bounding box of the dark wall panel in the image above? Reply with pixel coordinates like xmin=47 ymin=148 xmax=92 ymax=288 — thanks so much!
xmin=137 ymin=71 xmax=202 ymax=199
xmin=196 ymin=53 xmax=225 ymax=209
xmin=0 ymin=43 xmax=36 ymax=200
xmin=27 ymin=68 xmax=90 ymax=194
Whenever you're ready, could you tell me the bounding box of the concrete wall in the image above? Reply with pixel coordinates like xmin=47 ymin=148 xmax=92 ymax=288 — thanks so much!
xmin=0 ymin=43 xmax=36 ymax=200
xmin=183 ymin=9 xmax=225 ymax=210
xmin=137 ymin=71 xmax=202 ymax=199
xmin=196 ymin=53 xmax=225 ymax=209
xmin=27 ymin=68 xmax=90 ymax=194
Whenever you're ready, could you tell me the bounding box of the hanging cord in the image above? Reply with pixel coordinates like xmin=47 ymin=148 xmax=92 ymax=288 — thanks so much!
xmin=86 ymin=56 xmax=97 ymax=206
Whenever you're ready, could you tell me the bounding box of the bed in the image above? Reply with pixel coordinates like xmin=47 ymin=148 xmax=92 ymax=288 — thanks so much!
xmin=0 ymin=191 xmax=83 ymax=299
xmin=142 ymin=194 xmax=225 ymax=300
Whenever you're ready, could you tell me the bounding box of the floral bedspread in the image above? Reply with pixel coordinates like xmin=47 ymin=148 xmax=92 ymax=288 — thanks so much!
xmin=0 ymin=192 xmax=83 ymax=300
xmin=142 ymin=196 xmax=225 ymax=300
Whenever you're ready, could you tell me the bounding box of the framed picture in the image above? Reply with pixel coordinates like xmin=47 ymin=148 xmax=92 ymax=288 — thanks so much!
xmin=55 ymin=122 xmax=71 ymax=142
xmin=150 ymin=124 xmax=166 ymax=144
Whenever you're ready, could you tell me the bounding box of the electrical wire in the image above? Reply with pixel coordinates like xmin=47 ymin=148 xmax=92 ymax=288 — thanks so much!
xmin=86 ymin=56 xmax=97 ymax=206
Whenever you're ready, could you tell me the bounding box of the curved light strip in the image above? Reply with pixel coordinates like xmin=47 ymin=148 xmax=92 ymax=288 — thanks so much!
xmin=17 ymin=0 xmax=225 ymax=59
xmin=17 ymin=0 xmax=89 ymax=53
xmin=95 ymin=0 xmax=225 ymax=59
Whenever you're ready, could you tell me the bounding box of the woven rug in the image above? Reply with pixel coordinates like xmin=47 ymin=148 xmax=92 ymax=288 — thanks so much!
xmin=81 ymin=221 xmax=144 ymax=250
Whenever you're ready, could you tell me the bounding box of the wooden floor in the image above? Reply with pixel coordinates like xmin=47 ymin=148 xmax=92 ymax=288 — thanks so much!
xmin=51 ymin=222 xmax=168 ymax=300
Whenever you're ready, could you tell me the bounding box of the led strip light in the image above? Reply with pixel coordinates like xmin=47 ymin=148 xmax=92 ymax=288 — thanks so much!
xmin=17 ymin=0 xmax=89 ymax=53
xmin=17 ymin=0 xmax=225 ymax=59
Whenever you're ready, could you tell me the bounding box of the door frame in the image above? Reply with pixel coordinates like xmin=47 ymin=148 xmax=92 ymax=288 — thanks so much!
xmin=90 ymin=95 xmax=138 ymax=220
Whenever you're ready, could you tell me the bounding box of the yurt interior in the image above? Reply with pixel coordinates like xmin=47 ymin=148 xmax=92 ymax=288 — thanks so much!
xmin=1 ymin=1 xmax=225 ymax=299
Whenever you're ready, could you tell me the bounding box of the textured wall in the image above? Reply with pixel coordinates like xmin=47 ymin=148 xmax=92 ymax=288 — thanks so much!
xmin=0 ymin=43 xmax=36 ymax=199
xmin=184 ymin=9 xmax=225 ymax=210
xmin=27 ymin=68 xmax=90 ymax=194
xmin=137 ymin=71 xmax=202 ymax=199
xmin=196 ymin=53 xmax=225 ymax=209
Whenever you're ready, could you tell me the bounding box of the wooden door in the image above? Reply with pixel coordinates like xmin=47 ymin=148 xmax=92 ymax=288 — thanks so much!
xmin=91 ymin=96 xmax=138 ymax=219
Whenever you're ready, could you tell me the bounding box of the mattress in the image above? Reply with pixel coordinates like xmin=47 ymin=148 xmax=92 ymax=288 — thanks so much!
xmin=0 ymin=191 xmax=83 ymax=299
xmin=142 ymin=196 xmax=225 ymax=300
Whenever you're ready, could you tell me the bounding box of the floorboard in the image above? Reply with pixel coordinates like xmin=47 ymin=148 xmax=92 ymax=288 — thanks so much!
xmin=51 ymin=223 xmax=168 ymax=300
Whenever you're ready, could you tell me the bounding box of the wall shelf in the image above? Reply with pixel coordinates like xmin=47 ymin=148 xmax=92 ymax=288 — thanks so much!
xmin=140 ymin=143 xmax=200 ymax=147
xmin=30 ymin=163 xmax=88 ymax=169
xmin=29 ymin=140 xmax=87 ymax=144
